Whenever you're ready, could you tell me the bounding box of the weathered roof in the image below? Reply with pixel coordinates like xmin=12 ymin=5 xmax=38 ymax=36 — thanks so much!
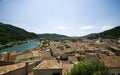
xmin=68 ymin=56 xmax=78 ymax=64
xmin=10 ymin=51 xmax=18 ymax=56
xmin=32 ymin=51 xmax=39 ymax=57
xmin=99 ymin=55 xmax=120 ymax=68
xmin=62 ymin=63 xmax=73 ymax=75
xmin=74 ymin=53 xmax=80 ymax=57
xmin=0 ymin=62 xmax=33 ymax=74
xmin=85 ymin=53 xmax=97 ymax=56
xmin=34 ymin=60 xmax=62 ymax=69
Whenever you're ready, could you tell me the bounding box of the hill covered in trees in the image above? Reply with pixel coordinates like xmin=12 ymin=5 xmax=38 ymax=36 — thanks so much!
xmin=1 ymin=22 xmax=119 ymax=44
xmin=0 ymin=22 xmax=70 ymax=45
xmin=38 ymin=33 xmax=70 ymax=40
xmin=0 ymin=22 xmax=38 ymax=45
xmin=83 ymin=26 xmax=120 ymax=39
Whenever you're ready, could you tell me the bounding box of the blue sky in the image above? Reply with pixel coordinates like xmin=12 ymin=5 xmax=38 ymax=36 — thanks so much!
xmin=0 ymin=0 xmax=120 ymax=36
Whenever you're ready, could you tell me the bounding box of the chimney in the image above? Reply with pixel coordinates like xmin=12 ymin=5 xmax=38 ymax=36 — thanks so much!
xmin=25 ymin=62 xmax=29 ymax=75
xmin=7 ymin=52 xmax=10 ymax=61
xmin=57 ymin=56 xmax=61 ymax=63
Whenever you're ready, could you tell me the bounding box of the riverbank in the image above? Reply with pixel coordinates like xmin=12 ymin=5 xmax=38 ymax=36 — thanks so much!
xmin=0 ymin=40 xmax=34 ymax=50
xmin=0 ymin=40 xmax=40 ymax=53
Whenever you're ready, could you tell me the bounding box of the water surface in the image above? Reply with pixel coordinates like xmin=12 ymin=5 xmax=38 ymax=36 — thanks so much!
xmin=0 ymin=40 xmax=40 ymax=53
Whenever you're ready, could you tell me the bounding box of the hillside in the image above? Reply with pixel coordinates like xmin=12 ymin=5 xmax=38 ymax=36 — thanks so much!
xmin=38 ymin=33 xmax=70 ymax=40
xmin=0 ymin=22 xmax=38 ymax=45
xmin=84 ymin=26 xmax=120 ymax=39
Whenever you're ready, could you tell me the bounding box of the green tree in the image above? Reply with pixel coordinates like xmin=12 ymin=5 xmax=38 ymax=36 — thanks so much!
xmin=67 ymin=60 xmax=107 ymax=75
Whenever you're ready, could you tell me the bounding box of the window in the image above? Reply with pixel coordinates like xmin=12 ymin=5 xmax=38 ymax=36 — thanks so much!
xmin=53 ymin=73 xmax=60 ymax=75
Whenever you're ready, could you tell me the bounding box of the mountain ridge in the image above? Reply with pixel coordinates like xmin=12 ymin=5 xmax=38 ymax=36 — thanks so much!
xmin=0 ymin=22 xmax=38 ymax=44
xmin=0 ymin=22 xmax=120 ymax=45
xmin=38 ymin=33 xmax=70 ymax=40
xmin=83 ymin=26 xmax=120 ymax=39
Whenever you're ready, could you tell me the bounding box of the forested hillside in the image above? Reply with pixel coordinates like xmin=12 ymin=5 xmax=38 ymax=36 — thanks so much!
xmin=84 ymin=26 xmax=120 ymax=39
xmin=0 ymin=22 xmax=38 ymax=44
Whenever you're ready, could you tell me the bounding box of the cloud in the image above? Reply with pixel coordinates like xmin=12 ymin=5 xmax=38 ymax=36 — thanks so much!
xmin=58 ymin=26 xmax=65 ymax=30
xmin=101 ymin=26 xmax=113 ymax=31
xmin=80 ymin=26 xmax=93 ymax=30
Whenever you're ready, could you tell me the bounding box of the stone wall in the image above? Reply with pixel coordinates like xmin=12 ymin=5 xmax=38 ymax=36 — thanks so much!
xmin=0 ymin=61 xmax=15 ymax=66
xmin=34 ymin=69 xmax=62 ymax=75
xmin=108 ymin=67 xmax=120 ymax=75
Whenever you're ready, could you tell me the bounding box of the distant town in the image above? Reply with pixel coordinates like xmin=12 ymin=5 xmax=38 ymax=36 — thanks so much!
xmin=0 ymin=36 xmax=120 ymax=75
xmin=0 ymin=0 xmax=120 ymax=75
xmin=0 ymin=22 xmax=120 ymax=75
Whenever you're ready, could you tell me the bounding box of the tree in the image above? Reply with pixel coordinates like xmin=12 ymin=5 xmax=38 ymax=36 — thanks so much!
xmin=67 ymin=60 xmax=107 ymax=75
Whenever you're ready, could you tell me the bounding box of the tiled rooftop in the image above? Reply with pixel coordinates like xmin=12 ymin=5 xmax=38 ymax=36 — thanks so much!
xmin=34 ymin=60 xmax=62 ymax=69
xmin=0 ymin=63 xmax=25 ymax=74
xmin=32 ymin=51 xmax=39 ymax=57
xmin=99 ymin=55 xmax=120 ymax=68
xmin=0 ymin=62 xmax=33 ymax=74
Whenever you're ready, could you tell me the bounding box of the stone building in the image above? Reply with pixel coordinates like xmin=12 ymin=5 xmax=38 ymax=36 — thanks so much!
xmin=0 ymin=51 xmax=17 ymax=61
xmin=33 ymin=60 xmax=73 ymax=75
xmin=99 ymin=55 xmax=120 ymax=75
xmin=33 ymin=60 xmax=62 ymax=75
xmin=118 ymin=38 xmax=120 ymax=43
xmin=85 ymin=53 xmax=98 ymax=61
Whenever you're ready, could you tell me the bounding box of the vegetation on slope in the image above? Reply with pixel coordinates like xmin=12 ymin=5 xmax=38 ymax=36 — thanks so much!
xmin=0 ymin=22 xmax=38 ymax=45
xmin=38 ymin=33 xmax=70 ymax=40
xmin=84 ymin=26 xmax=120 ymax=39
xmin=67 ymin=60 xmax=107 ymax=75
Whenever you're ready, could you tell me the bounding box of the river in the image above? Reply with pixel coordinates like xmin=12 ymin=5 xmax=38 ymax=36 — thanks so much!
xmin=0 ymin=40 xmax=40 ymax=53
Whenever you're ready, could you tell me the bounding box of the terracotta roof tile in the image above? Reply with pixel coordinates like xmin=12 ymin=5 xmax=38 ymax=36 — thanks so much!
xmin=99 ymin=55 xmax=120 ymax=68
xmin=34 ymin=60 xmax=62 ymax=69
xmin=0 ymin=62 xmax=33 ymax=74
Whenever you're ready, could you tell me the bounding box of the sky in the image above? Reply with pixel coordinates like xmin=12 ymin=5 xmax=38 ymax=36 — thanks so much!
xmin=0 ymin=0 xmax=120 ymax=36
